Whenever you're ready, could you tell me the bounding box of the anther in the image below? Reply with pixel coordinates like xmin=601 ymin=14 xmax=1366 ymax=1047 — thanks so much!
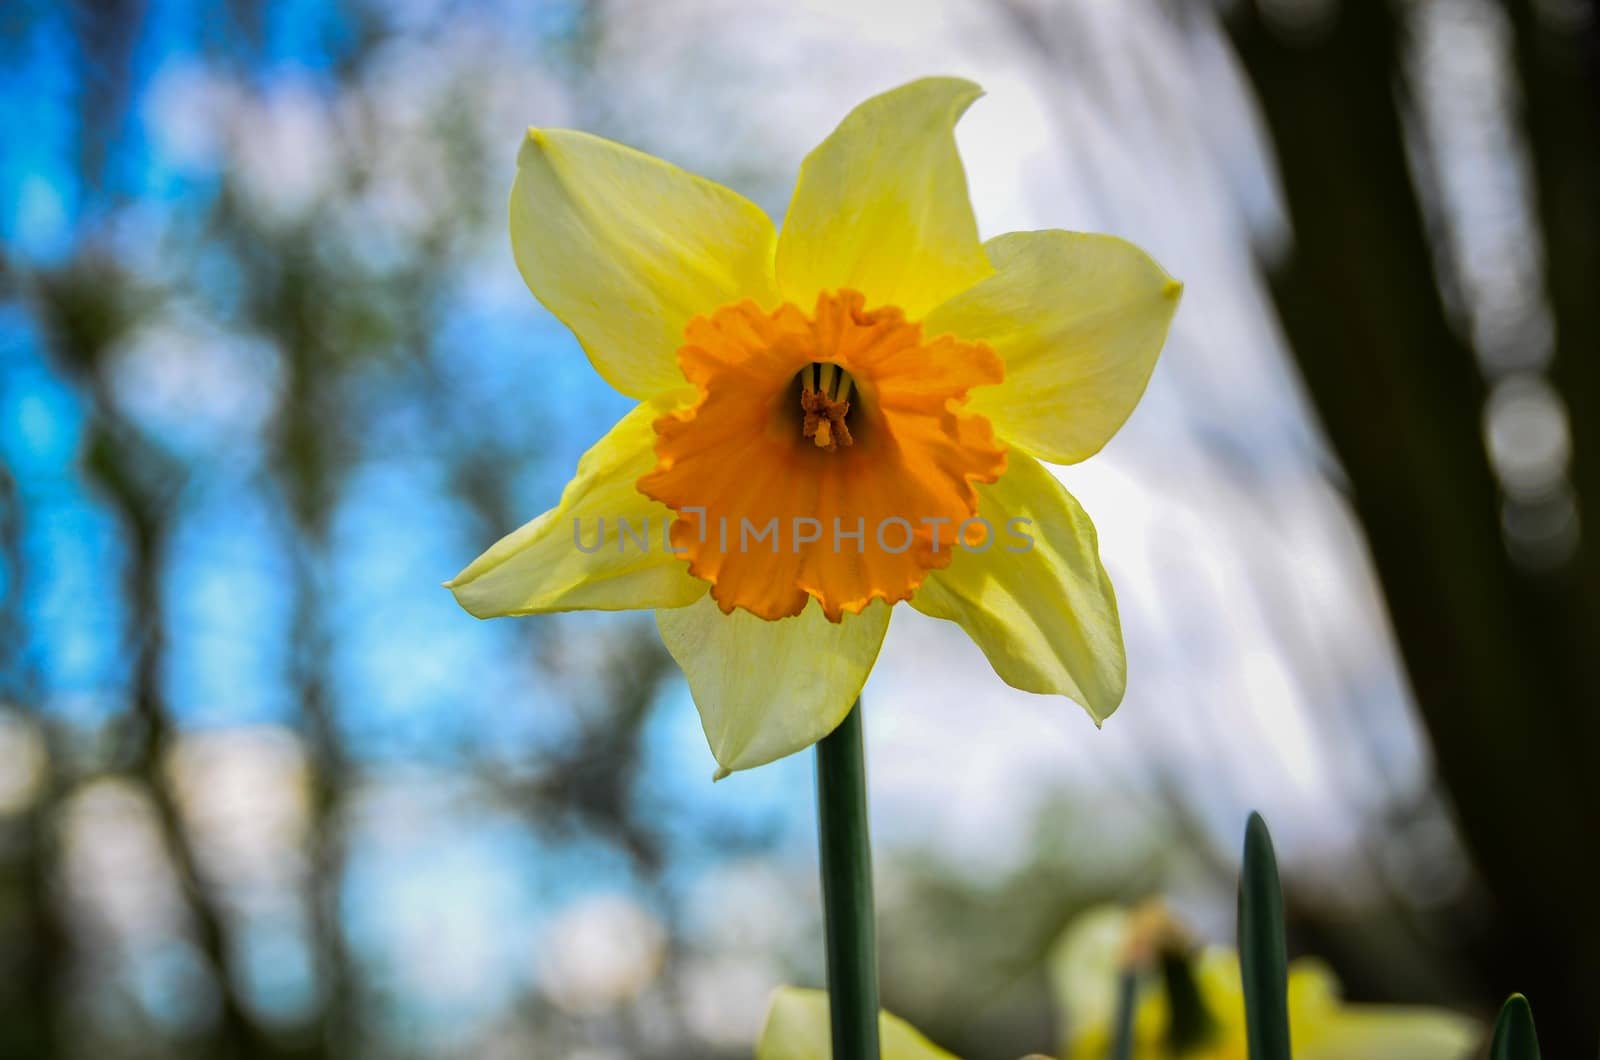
xmin=799 ymin=362 xmax=854 ymax=451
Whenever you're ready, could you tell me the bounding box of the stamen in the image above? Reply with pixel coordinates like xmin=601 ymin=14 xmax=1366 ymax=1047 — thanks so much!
xmin=798 ymin=363 xmax=855 ymax=451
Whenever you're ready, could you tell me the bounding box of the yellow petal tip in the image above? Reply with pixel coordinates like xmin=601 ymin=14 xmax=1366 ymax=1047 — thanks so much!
xmin=519 ymin=128 xmax=554 ymax=165
xmin=712 ymin=765 xmax=732 ymax=782
xmin=919 ymin=74 xmax=984 ymax=101
xmin=913 ymin=75 xmax=986 ymax=121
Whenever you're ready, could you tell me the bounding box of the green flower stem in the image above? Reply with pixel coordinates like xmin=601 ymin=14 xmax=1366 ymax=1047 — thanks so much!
xmin=815 ymin=698 xmax=880 ymax=1059
xmin=1109 ymin=969 xmax=1137 ymax=1060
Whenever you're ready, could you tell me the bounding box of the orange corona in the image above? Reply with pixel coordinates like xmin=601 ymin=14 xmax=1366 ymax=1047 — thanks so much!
xmin=638 ymin=290 xmax=1007 ymax=622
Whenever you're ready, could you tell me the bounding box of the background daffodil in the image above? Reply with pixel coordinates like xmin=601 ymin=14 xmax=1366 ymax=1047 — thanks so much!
xmin=757 ymin=987 xmax=958 ymax=1060
xmin=1052 ymin=906 xmax=1482 ymax=1060
xmin=756 ymin=958 xmax=1479 ymax=1060
xmin=447 ymin=77 xmax=1181 ymax=775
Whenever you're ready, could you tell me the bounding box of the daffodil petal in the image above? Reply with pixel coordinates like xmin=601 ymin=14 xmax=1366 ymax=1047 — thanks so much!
xmin=776 ymin=77 xmax=992 ymax=320
xmin=909 ymin=452 xmax=1124 ymax=722
xmin=1298 ymin=1009 xmax=1482 ymax=1060
xmin=756 ymin=987 xmax=960 ymax=1060
xmin=925 ymin=230 xmax=1182 ymax=465
xmin=656 ymin=596 xmax=890 ymax=775
xmin=511 ymin=128 xmax=779 ymax=399
xmin=1289 ymin=962 xmax=1482 ymax=1060
xmin=447 ymin=395 xmax=707 ymax=616
xmin=1049 ymin=906 xmax=1137 ymax=1058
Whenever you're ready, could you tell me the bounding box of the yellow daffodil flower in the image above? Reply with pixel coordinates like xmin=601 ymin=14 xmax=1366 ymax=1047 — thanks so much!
xmin=1054 ymin=906 xmax=1482 ymax=1060
xmin=447 ymin=78 xmax=1182 ymax=775
xmin=757 ymin=987 xmax=958 ymax=1060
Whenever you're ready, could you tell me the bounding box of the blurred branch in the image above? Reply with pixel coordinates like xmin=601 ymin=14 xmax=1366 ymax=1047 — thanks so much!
xmin=485 ymin=627 xmax=676 ymax=873
xmin=94 ymin=428 xmax=279 ymax=1060
xmin=64 ymin=0 xmax=145 ymax=200
xmin=34 ymin=258 xmax=286 ymax=1060
xmin=0 ymin=461 xmax=26 ymax=698
xmin=249 ymin=212 xmax=361 ymax=1060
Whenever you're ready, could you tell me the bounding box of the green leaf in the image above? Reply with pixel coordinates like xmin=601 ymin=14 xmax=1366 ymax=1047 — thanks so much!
xmin=1490 ymin=994 xmax=1541 ymax=1060
xmin=1238 ymin=812 xmax=1291 ymax=1060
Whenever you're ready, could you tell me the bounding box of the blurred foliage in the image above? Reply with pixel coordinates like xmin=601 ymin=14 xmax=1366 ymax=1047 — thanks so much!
xmin=1 ymin=0 xmax=1598 ymax=1057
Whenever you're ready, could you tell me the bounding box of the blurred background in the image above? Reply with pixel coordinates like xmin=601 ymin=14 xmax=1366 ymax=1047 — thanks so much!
xmin=2 ymin=0 xmax=1598 ymax=1057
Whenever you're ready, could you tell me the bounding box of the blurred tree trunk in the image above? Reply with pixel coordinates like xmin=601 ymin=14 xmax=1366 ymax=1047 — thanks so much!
xmin=0 ymin=467 xmax=65 ymax=1060
xmin=1227 ymin=2 xmax=1600 ymax=1051
xmin=261 ymin=224 xmax=359 ymax=1059
xmin=1504 ymin=0 xmax=1600 ymax=666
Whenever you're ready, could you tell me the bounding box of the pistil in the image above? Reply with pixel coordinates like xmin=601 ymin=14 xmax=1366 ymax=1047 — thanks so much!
xmin=801 ymin=363 xmax=854 ymax=451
